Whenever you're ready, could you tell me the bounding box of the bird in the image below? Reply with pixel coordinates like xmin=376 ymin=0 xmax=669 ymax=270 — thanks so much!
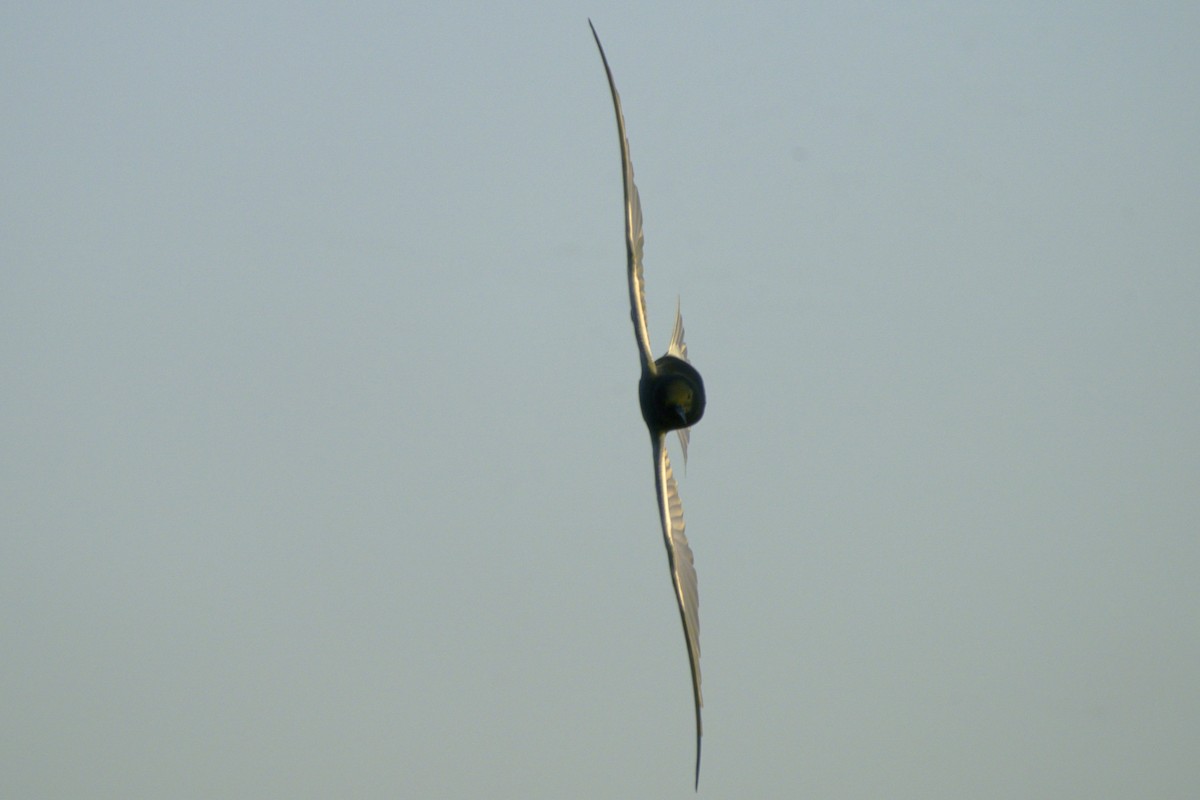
xmin=589 ymin=20 xmax=707 ymax=790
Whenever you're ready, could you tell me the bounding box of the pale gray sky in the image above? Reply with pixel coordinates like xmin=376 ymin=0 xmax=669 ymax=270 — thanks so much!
xmin=3 ymin=3 xmax=1198 ymax=797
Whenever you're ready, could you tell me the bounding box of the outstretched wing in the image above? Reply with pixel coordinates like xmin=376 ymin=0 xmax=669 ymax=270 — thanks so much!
xmin=651 ymin=432 xmax=703 ymax=789
xmin=590 ymin=21 xmax=655 ymax=376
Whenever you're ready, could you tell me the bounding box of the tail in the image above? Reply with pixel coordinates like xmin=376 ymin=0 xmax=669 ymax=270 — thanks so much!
xmin=669 ymin=297 xmax=692 ymax=468
xmin=667 ymin=296 xmax=688 ymax=361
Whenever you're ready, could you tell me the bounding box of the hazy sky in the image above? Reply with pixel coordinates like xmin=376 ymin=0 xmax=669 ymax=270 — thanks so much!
xmin=3 ymin=3 xmax=1198 ymax=797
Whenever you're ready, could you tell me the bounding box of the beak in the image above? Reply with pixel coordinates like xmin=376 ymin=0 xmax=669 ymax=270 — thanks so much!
xmin=674 ymin=405 xmax=688 ymax=426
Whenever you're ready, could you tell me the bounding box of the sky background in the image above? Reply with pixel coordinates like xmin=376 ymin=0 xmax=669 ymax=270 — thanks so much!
xmin=3 ymin=2 xmax=1198 ymax=797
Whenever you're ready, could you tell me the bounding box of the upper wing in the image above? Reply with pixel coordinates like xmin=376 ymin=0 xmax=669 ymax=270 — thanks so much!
xmin=652 ymin=432 xmax=703 ymax=788
xmin=590 ymin=21 xmax=655 ymax=376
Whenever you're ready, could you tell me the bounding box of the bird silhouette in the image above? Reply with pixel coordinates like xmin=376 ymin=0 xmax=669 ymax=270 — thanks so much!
xmin=590 ymin=20 xmax=707 ymax=790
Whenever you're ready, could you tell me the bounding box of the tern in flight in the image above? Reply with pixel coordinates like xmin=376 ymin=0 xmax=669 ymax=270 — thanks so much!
xmin=590 ymin=21 xmax=707 ymax=789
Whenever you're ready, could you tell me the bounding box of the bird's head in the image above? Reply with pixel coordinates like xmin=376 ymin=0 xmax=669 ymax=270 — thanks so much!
xmin=664 ymin=381 xmax=695 ymax=425
xmin=642 ymin=354 xmax=706 ymax=433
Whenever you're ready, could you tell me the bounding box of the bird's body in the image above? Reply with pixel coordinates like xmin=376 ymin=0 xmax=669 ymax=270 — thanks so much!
xmin=590 ymin=20 xmax=707 ymax=790
xmin=642 ymin=354 xmax=705 ymax=435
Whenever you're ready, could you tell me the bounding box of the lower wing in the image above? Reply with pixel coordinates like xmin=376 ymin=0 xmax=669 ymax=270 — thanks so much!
xmin=651 ymin=432 xmax=703 ymax=787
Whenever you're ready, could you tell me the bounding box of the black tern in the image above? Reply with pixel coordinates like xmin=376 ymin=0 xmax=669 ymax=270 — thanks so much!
xmin=590 ymin=21 xmax=707 ymax=790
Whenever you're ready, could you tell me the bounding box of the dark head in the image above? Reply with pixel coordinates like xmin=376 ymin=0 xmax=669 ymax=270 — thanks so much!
xmin=640 ymin=355 xmax=706 ymax=433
